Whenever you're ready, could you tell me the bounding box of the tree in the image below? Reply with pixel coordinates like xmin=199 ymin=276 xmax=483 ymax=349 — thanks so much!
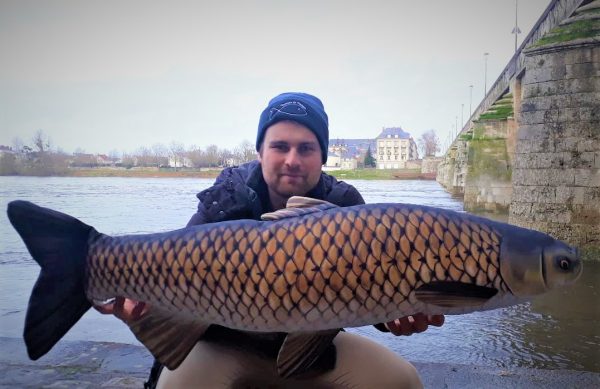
xmin=169 ymin=141 xmax=186 ymax=169
xmin=151 ymin=143 xmax=168 ymax=167
xmin=12 ymin=137 xmax=25 ymax=155
xmin=364 ymin=145 xmax=376 ymax=168
xmin=418 ymin=130 xmax=440 ymax=157
xmin=32 ymin=129 xmax=51 ymax=153
xmin=233 ymin=140 xmax=257 ymax=165
xmin=204 ymin=145 xmax=220 ymax=167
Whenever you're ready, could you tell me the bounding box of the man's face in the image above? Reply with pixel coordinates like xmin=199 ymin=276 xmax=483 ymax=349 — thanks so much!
xmin=258 ymin=121 xmax=323 ymax=204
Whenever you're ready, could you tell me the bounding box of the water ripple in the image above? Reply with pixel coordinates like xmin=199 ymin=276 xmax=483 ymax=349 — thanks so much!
xmin=1 ymin=176 xmax=598 ymax=372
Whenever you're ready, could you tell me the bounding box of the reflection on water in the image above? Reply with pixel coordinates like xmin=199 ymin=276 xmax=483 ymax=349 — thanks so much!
xmin=0 ymin=176 xmax=598 ymax=372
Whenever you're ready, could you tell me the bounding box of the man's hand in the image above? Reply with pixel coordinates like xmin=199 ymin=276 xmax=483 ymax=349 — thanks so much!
xmin=94 ymin=296 xmax=149 ymax=323
xmin=385 ymin=314 xmax=445 ymax=336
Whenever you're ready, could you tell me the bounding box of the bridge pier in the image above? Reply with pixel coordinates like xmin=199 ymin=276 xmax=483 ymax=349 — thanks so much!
xmin=509 ymin=18 xmax=600 ymax=248
xmin=437 ymin=0 xmax=599 ymax=248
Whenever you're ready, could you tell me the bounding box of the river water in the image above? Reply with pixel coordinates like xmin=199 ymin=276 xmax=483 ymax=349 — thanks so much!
xmin=0 ymin=176 xmax=598 ymax=372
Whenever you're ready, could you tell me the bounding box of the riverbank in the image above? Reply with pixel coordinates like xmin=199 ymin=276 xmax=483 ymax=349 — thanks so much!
xmin=1 ymin=167 xmax=434 ymax=180
xmin=1 ymin=337 xmax=598 ymax=388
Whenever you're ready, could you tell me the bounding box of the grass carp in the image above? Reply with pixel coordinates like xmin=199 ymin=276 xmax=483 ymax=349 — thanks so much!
xmin=7 ymin=197 xmax=582 ymax=378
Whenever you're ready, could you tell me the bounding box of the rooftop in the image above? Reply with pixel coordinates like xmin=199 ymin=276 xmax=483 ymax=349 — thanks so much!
xmin=376 ymin=127 xmax=411 ymax=139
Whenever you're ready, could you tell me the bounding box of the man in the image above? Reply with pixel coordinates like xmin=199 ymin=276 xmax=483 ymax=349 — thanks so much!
xmin=97 ymin=92 xmax=444 ymax=388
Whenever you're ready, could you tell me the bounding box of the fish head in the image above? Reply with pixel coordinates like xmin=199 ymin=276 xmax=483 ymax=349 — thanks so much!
xmin=499 ymin=226 xmax=582 ymax=297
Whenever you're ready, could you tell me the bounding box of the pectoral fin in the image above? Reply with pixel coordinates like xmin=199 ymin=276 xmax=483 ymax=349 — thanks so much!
xmin=128 ymin=308 xmax=209 ymax=370
xmin=415 ymin=281 xmax=498 ymax=308
xmin=277 ymin=329 xmax=340 ymax=379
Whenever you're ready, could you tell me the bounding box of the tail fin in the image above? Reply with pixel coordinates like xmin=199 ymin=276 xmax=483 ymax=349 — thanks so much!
xmin=7 ymin=200 xmax=98 ymax=360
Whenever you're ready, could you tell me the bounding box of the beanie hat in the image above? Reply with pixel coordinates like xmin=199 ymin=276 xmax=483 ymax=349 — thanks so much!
xmin=256 ymin=92 xmax=329 ymax=163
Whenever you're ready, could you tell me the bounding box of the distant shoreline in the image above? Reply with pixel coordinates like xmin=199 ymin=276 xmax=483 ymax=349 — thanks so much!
xmin=2 ymin=167 xmax=436 ymax=180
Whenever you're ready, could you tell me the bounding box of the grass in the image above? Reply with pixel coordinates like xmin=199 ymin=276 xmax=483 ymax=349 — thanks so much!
xmin=68 ymin=167 xmax=222 ymax=178
xmin=45 ymin=167 xmax=428 ymax=180
xmin=328 ymin=168 xmax=429 ymax=180
xmin=533 ymin=18 xmax=600 ymax=47
xmin=478 ymin=104 xmax=514 ymax=121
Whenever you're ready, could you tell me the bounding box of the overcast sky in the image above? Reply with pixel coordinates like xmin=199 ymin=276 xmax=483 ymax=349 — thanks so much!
xmin=0 ymin=0 xmax=552 ymax=155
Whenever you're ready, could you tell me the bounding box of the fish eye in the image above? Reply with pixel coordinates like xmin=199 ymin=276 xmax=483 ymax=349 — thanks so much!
xmin=556 ymin=257 xmax=571 ymax=271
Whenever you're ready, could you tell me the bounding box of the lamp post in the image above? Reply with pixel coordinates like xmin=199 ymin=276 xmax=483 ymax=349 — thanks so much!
xmin=469 ymin=84 xmax=473 ymax=117
xmin=461 ymin=103 xmax=464 ymax=128
xmin=484 ymin=52 xmax=489 ymax=95
xmin=512 ymin=0 xmax=522 ymax=53
xmin=455 ymin=116 xmax=458 ymax=138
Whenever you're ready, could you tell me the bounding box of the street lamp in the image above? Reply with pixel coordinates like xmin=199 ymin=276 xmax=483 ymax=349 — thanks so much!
xmin=469 ymin=85 xmax=473 ymax=117
xmin=512 ymin=0 xmax=522 ymax=53
xmin=455 ymin=116 xmax=458 ymax=138
xmin=484 ymin=52 xmax=489 ymax=95
xmin=461 ymin=103 xmax=464 ymax=128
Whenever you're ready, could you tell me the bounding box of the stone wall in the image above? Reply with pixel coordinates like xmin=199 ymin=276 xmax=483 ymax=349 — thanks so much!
xmin=421 ymin=157 xmax=444 ymax=174
xmin=509 ymin=37 xmax=599 ymax=247
xmin=437 ymin=140 xmax=469 ymax=196
xmin=462 ymin=98 xmax=517 ymax=213
xmin=463 ymin=136 xmax=513 ymax=213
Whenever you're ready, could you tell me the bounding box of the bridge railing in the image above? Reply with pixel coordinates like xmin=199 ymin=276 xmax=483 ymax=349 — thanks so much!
xmin=459 ymin=0 xmax=586 ymax=136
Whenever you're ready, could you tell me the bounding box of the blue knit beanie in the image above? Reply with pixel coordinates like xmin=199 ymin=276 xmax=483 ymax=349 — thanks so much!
xmin=256 ymin=92 xmax=329 ymax=163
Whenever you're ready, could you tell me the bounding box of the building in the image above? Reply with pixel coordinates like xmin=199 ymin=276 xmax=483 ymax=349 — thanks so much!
xmin=168 ymin=155 xmax=193 ymax=168
xmin=375 ymin=127 xmax=418 ymax=169
xmin=0 ymin=145 xmax=15 ymax=156
xmin=324 ymin=149 xmax=359 ymax=171
xmin=328 ymin=139 xmax=376 ymax=170
xmin=324 ymin=151 xmax=342 ymax=169
xmin=329 ymin=138 xmax=376 ymax=157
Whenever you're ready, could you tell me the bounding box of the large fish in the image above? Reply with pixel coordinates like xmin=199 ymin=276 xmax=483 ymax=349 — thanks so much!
xmin=7 ymin=197 xmax=581 ymax=378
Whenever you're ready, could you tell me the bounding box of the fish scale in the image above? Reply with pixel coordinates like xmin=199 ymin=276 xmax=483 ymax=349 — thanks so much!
xmin=85 ymin=203 xmax=507 ymax=332
xmin=7 ymin=199 xmax=581 ymax=375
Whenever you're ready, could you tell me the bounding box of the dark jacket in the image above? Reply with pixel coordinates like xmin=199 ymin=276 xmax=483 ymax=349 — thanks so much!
xmin=187 ymin=160 xmax=365 ymax=227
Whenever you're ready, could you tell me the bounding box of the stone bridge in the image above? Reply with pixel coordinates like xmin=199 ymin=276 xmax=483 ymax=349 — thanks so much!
xmin=436 ymin=0 xmax=599 ymax=248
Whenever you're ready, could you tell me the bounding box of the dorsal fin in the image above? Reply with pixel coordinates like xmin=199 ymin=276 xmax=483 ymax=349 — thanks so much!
xmin=261 ymin=196 xmax=338 ymax=221
xmin=287 ymin=196 xmax=335 ymax=209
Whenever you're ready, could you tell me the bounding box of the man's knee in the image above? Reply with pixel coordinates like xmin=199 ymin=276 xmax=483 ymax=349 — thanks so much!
xmin=326 ymin=332 xmax=423 ymax=388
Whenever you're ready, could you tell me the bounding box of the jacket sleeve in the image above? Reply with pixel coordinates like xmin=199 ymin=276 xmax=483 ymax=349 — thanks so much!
xmin=186 ymin=204 xmax=209 ymax=227
xmin=344 ymin=185 xmax=365 ymax=206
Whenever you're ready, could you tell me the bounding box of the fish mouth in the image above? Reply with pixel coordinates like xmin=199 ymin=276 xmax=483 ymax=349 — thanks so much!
xmin=541 ymin=250 xmax=548 ymax=290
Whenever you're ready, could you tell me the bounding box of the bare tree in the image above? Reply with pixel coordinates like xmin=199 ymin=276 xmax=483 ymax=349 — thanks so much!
xmin=150 ymin=143 xmax=168 ymax=167
xmin=169 ymin=141 xmax=186 ymax=169
xmin=187 ymin=145 xmax=205 ymax=168
xmin=418 ymin=130 xmax=440 ymax=157
xmin=218 ymin=148 xmax=234 ymax=167
xmin=32 ymin=129 xmax=51 ymax=153
xmin=120 ymin=153 xmax=136 ymax=168
xmin=12 ymin=137 xmax=25 ymax=154
xmin=233 ymin=140 xmax=257 ymax=165
xmin=204 ymin=145 xmax=220 ymax=168
xmin=135 ymin=146 xmax=154 ymax=167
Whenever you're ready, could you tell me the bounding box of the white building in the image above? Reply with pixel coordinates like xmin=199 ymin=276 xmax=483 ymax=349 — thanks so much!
xmin=168 ymin=156 xmax=193 ymax=168
xmin=376 ymin=127 xmax=418 ymax=169
xmin=324 ymin=151 xmax=342 ymax=169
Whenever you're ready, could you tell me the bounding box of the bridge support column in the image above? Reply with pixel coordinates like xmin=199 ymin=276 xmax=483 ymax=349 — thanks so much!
xmin=509 ymin=20 xmax=600 ymax=248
